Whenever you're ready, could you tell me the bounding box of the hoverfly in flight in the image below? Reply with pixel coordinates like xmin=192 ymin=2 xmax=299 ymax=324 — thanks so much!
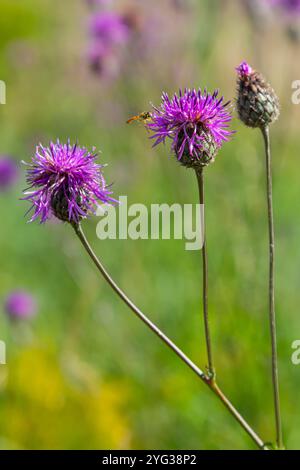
xmin=126 ymin=111 xmax=152 ymax=125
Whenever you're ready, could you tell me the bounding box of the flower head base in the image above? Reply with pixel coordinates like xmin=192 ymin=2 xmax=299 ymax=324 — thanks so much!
xmin=23 ymin=140 xmax=115 ymax=224
xmin=147 ymin=88 xmax=233 ymax=169
xmin=236 ymin=61 xmax=280 ymax=128
xmin=5 ymin=291 xmax=37 ymax=320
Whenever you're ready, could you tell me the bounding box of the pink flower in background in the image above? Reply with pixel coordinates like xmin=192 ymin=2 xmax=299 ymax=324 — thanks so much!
xmin=87 ymin=41 xmax=110 ymax=73
xmin=0 ymin=156 xmax=19 ymax=190
xmin=264 ymin=0 xmax=300 ymax=41
xmin=269 ymin=0 xmax=300 ymax=14
xmin=89 ymin=12 xmax=130 ymax=46
xmin=85 ymin=1 xmax=193 ymax=80
xmin=87 ymin=10 xmax=133 ymax=77
xmin=5 ymin=291 xmax=37 ymax=320
xmin=244 ymin=0 xmax=300 ymax=19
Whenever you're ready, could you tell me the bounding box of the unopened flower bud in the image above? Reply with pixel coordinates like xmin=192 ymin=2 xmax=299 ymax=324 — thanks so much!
xmin=236 ymin=61 xmax=279 ymax=128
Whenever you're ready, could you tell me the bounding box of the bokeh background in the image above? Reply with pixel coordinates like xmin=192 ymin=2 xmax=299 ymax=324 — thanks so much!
xmin=0 ymin=0 xmax=300 ymax=450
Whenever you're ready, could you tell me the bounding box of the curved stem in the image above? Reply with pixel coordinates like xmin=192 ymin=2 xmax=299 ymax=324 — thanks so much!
xmin=195 ymin=169 xmax=215 ymax=379
xmin=73 ymin=223 xmax=265 ymax=450
xmin=261 ymin=126 xmax=283 ymax=450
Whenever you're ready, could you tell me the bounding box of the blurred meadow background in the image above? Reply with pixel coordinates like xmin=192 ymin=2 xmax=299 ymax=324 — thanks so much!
xmin=0 ymin=0 xmax=300 ymax=450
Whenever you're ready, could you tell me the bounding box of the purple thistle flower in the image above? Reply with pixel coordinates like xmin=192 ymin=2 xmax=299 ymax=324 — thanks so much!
xmin=0 ymin=156 xmax=19 ymax=190
xmin=5 ymin=291 xmax=37 ymax=320
xmin=89 ymin=12 xmax=130 ymax=46
xmin=147 ymin=88 xmax=233 ymax=168
xmin=23 ymin=140 xmax=116 ymax=224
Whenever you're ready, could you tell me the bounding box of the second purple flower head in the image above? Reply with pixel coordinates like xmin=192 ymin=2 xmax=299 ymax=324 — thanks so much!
xmin=147 ymin=88 xmax=234 ymax=169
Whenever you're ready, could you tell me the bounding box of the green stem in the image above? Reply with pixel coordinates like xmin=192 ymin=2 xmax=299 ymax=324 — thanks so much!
xmin=261 ymin=126 xmax=284 ymax=450
xmin=196 ymin=169 xmax=215 ymax=379
xmin=73 ymin=223 xmax=266 ymax=450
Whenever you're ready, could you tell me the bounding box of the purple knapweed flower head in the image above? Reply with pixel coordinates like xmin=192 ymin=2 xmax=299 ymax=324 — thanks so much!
xmin=89 ymin=12 xmax=130 ymax=46
xmin=23 ymin=140 xmax=115 ymax=224
xmin=5 ymin=291 xmax=37 ymax=320
xmin=0 ymin=156 xmax=19 ymax=190
xmin=147 ymin=88 xmax=233 ymax=169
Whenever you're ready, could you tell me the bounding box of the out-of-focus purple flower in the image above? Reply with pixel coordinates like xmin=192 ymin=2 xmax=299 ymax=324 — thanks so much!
xmin=87 ymin=41 xmax=110 ymax=74
xmin=0 ymin=156 xmax=19 ymax=190
xmin=23 ymin=140 xmax=116 ymax=224
xmin=5 ymin=291 xmax=37 ymax=320
xmin=147 ymin=89 xmax=233 ymax=167
xmin=268 ymin=0 xmax=300 ymax=14
xmin=89 ymin=12 xmax=130 ymax=46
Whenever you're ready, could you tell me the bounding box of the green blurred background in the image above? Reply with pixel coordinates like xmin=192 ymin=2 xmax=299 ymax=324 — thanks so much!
xmin=0 ymin=0 xmax=300 ymax=450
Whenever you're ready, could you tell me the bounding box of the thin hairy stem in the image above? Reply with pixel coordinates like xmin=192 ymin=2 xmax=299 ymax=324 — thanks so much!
xmin=195 ymin=169 xmax=215 ymax=379
xmin=73 ymin=223 xmax=266 ymax=450
xmin=261 ymin=126 xmax=283 ymax=450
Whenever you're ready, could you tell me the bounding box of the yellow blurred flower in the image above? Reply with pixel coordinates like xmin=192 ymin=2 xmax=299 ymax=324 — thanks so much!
xmin=1 ymin=346 xmax=131 ymax=449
